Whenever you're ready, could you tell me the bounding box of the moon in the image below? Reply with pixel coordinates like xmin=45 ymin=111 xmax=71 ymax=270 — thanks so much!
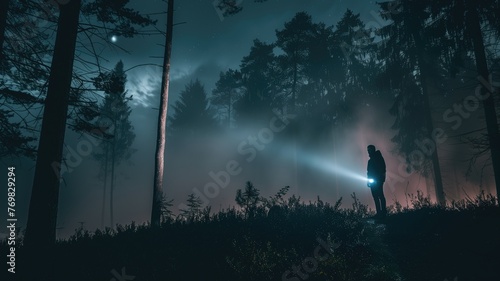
xmin=111 ymin=35 xmax=118 ymax=43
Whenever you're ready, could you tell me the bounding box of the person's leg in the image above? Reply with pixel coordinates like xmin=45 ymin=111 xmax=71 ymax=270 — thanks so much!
xmin=371 ymin=187 xmax=381 ymax=216
xmin=376 ymin=183 xmax=387 ymax=216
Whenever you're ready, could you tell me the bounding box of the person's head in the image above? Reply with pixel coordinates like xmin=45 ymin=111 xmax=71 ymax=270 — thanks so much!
xmin=367 ymin=145 xmax=376 ymax=157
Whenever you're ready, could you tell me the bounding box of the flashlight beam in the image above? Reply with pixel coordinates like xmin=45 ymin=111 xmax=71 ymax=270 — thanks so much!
xmin=300 ymin=153 xmax=370 ymax=184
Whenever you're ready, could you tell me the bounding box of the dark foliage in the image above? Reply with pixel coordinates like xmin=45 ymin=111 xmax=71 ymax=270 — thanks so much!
xmin=5 ymin=187 xmax=497 ymax=281
xmin=170 ymin=79 xmax=218 ymax=135
xmin=0 ymin=108 xmax=36 ymax=158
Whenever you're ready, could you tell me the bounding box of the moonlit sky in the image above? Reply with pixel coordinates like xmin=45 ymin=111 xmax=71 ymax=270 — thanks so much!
xmin=0 ymin=0 xmax=494 ymax=239
xmin=121 ymin=0 xmax=383 ymax=108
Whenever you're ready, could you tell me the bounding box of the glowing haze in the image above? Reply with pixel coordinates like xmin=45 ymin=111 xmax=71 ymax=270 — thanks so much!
xmin=0 ymin=0 xmax=495 ymax=240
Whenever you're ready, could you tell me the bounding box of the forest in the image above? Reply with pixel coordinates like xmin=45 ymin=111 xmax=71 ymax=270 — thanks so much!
xmin=0 ymin=0 xmax=499 ymax=280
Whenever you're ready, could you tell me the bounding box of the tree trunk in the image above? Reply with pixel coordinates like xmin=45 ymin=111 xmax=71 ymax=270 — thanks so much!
xmin=101 ymin=145 xmax=109 ymax=229
xmin=422 ymin=76 xmax=446 ymax=205
xmin=110 ymin=135 xmax=116 ymax=228
xmin=412 ymin=31 xmax=446 ymax=206
xmin=292 ymin=58 xmax=299 ymax=193
xmin=151 ymin=0 xmax=174 ymax=227
xmin=292 ymin=63 xmax=297 ymax=111
xmin=0 ymin=0 xmax=9 ymax=62
xmin=23 ymin=1 xmax=81 ymax=280
xmin=228 ymin=91 xmax=231 ymax=128
xmin=466 ymin=6 xmax=500 ymax=199
xmin=332 ymin=127 xmax=340 ymax=201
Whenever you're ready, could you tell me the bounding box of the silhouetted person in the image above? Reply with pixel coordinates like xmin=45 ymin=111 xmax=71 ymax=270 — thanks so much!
xmin=367 ymin=145 xmax=386 ymax=218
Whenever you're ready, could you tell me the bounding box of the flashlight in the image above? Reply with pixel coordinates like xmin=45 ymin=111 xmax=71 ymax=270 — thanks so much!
xmin=367 ymin=178 xmax=375 ymax=187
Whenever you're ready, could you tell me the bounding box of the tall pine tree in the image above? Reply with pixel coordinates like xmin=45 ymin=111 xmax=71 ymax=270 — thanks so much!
xmin=92 ymin=60 xmax=135 ymax=229
xmin=23 ymin=2 xmax=154 ymax=279
xmin=170 ymin=79 xmax=217 ymax=135
xmin=378 ymin=0 xmax=447 ymax=205
xmin=211 ymin=69 xmax=242 ymax=128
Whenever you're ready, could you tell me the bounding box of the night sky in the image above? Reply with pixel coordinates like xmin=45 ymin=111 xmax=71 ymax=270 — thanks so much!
xmin=0 ymin=0 xmax=495 ymax=239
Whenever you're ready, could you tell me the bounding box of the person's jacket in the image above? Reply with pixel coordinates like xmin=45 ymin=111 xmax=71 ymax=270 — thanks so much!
xmin=367 ymin=150 xmax=386 ymax=183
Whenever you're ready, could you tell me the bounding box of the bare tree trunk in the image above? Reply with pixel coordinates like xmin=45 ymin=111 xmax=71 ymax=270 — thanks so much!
xmin=293 ymin=132 xmax=299 ymax=194
xmin=0 ymin=0 xmax=8 ymax=61
xmin=101 ymin=146 xmax=109 ymax=229
xmin=412 ymin=31 xmax=446 ymax=206
xmin=292 ymin=59 xmax=299 ymax=194
xmin=151 ymin=0 xmax=174 ymax=227
xmin=292 ymin=61 xmax=297 ymax=112
xmin=110 ymin=136 xmax=116 ymax=228
xmin=332 ymin=127 xmax=339 ymax=200
xmin=466 ymin=6 xmax=500 ymax=199
xmin=23 ymin=1 xmax=81 ymax=280
xmin=422 ymin=77 xmax=446 ymax=205
xmin=228 ymin=92 xmax=231 ymax=128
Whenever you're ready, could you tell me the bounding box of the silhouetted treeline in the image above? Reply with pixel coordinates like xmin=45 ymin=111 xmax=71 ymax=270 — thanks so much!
xmin=168 ymin=5 xmax=500 ymax=203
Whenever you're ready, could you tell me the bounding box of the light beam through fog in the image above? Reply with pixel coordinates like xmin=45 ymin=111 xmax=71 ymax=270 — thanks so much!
xmin=298 ymin=150 xmax=370 ymax=186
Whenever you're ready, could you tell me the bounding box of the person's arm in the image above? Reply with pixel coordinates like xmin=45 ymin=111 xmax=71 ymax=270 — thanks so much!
xmin=366 ymin=159 xmax=376 ymax=187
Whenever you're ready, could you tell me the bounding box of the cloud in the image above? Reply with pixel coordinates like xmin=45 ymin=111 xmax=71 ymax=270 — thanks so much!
xmin=127 ymin=65 xmax=162 ymax=107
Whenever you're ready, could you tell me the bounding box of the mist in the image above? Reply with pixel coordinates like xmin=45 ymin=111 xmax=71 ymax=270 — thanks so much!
xmin=0 ymin=0 xmax=497 ymax=242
